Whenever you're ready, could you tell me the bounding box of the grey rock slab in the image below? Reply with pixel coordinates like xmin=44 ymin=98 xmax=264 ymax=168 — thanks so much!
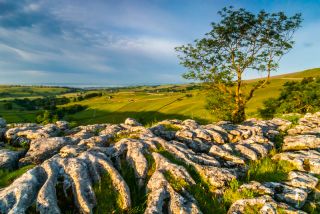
xmin=0 ymin=149 xmax=23 ymax=170
xmin=264 ymin=182 xmax=308 ymax=209
xmin=19 ymin=137 xmax=76 ymax=165
xmin=0 ymin=118 xmax=6 ymax=128
xmin=272 ymin=150 xmax=320 ymax=174
xmin=124 ymin=118 xmax=142 ymax=126
xmin=282 ymin=135 xmax=320 ymax=151
xmin=286 ymin=171 xmax=319 ymax=192
xmin=0 ymin=166 xmax=46 ymax=214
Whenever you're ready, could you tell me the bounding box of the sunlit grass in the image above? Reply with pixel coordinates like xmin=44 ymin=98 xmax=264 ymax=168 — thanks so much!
xmin=93 ymin=172 xmax=123 ymax=213
xmin=246 ymin=157 xmax=297 ymax=183
xmin=0 ymin=165 xmax=35 ymax=188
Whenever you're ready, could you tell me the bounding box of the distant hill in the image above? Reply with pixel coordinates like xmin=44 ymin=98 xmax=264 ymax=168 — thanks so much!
xmin=0 ymin=68 xmax=319 ymax=124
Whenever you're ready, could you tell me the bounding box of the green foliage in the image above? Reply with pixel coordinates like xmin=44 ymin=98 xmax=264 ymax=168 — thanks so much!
xmin=36 ymin=104 xmax=87 ymax=124
xmin=259 ymin=77 xmax=320 ymax=118
xmin=302 ymin=201 xmax=320 ymax=214
xmin=205 ymin=89 xmax=235 ymax=121
xmin=93 ymin=172 xmax=122 ymax=213
xmin=3 ymin=102 xmax=13 ymax=110
xmin=0 ymin=165 xmax=35 ymax=188
xmin=246 ymin=157 xmax=296 ymax=183
xmin=222 ymin=179 xmax=258 ymax=208
xmin=279 ymin=113 xmax=302 ymax=125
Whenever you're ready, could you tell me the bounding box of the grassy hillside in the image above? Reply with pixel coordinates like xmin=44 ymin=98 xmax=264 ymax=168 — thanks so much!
xmin=246 ymin=68 xmax=320 ymax=116
xmin=0 ymin=68 xmax=319 ymax=125
xmin=63 ymin=68 xmax=320 ymax=125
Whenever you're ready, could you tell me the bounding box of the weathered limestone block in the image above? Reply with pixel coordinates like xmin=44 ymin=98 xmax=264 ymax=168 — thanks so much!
xmin=285 ymin=171 xmax=319 ymax=192
xmin=78 ymin=135 xmax=111 ymax=148
xmin=55 ymin=121 xmax=69 ymax=130
xmin=0 ymin=149 xmax=23 ymax=170
xmin=0 ymin=166 xmax=46 ymax=214
xmin=145 ymin=153 xmax=201 ymax=214
xmin=209 ymin=144 xmax=245 ymax=165
xmin=19 ymin=137 xmax=76 ymax=165
xmin=113 ymin=139 xmax=149 ymax=186
xmin=5 ymin=125 xmax=39 ymax=141
xmin=201 ymin=124 xmax=230 ymax=143
xmin=182 ymin=119 xmax=199 ymax=129
xmin=264 ymin=182 xmax=308 ymax=209
xmin=36 ymin=159 xmax=61 ymax=214
xmin=239 ymin=181 xmax=274 ymax=195
xmin=227 ymin=195 xmax=306 ymax=214
xmin=282 ymin=135 xmax=320 ymax=151
xmin=16 ymin=124 xmax=60 ymax=140
xmin=272 ymin=150 xmax=320 ymax=174
xmin=124 ymin=118 xmax=142 ymax=126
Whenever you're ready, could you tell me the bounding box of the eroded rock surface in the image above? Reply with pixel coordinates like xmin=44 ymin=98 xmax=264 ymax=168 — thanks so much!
xmin=0 ymin=113 xmax=319 ymax=214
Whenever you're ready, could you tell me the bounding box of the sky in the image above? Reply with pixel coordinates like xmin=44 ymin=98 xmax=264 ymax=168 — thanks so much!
xmin=0 ymin=0 xmax=319 ymax=86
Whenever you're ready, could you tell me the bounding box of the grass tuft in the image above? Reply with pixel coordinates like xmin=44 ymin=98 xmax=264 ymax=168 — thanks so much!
xmin=162 ymin=124 xmax=181 ymax=132
xmin=246 ymin=157 xmax=296 ymax=183
xmin=0 ymin=165 xmax=34 ymax=188
xmin=93 ymin=172 xmax=122 ymax=213
xmin=119 ymin=157 xmax=147 ymax=214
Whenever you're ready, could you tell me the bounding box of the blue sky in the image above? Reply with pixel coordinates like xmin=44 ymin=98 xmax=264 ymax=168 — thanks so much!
xmin=0 ymin=0 xmax=319 ymax=86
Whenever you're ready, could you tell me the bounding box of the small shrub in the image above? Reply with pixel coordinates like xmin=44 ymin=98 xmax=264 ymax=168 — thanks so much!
xmin=259 ymin=77 xmax=320 ymax=119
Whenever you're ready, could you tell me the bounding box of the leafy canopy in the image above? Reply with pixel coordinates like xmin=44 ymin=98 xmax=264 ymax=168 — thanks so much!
xmin=176 ymin=6 xmax=301 ymax=86
xmin=176 ymin=6 xmax=302 ymax=122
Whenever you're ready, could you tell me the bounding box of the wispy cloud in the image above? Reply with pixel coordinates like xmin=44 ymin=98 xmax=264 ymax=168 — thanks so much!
xmin=0 ymin=0 xmax=318 ymax=85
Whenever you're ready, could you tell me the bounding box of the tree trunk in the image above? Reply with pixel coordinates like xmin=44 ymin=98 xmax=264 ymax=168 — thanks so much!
xmin=233 ymin=68 xmax=246 ymax=123
xmin=232 ymin=103 xmax=246 ymax=123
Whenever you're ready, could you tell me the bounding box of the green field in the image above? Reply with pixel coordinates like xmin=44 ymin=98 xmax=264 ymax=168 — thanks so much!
xmin=0 ymin=68 xmax=319 ymax=125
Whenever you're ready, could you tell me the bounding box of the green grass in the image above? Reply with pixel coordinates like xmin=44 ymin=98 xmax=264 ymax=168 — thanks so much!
xmin=277 ymin=113 xmax=302 ymax=125
xmin=0 ymin=165 xmax=35 ymax=188
xmin=162 ymin=123 xmax=182 ymax=131
xmin=159 ymin=152 xmax=259 ymax=213
xmin=119 ymin=158 xmax=147 ymax=214
xmin=93 ymin=172 xmax=123 ymax=213
xmin=246 ymin=157 xmax=297 ymax=183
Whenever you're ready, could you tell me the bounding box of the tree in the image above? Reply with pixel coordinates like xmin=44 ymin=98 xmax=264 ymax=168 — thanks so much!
xmin=176 ymin=7 xmax=302 ymax=122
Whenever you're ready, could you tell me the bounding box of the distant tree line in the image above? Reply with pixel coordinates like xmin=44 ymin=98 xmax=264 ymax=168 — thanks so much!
xmin=12 ymin=97 xmax=70 ymax=111
xmin=73 ymin=92 xmax=102 ymax=102
xmin=36 ymin=104 xmax=87 ymax=124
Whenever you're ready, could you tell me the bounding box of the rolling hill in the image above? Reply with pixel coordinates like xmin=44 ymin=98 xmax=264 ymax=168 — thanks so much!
xmin=0 ymin=68 xmax=319 ymax=125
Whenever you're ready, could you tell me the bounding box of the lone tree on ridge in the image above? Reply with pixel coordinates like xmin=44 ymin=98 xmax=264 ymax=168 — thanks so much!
xmin=175 ymin=7 xmax=302 ymax=123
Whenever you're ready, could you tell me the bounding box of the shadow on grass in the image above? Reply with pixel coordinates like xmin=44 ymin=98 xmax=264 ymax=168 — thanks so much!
xmin=69 ymin=109 xmax=212 ymax=126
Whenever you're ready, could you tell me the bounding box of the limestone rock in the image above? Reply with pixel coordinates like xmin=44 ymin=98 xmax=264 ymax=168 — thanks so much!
xmin=0 ymin=166 xmax=46 ymax=214
xmin=0 ymin=118 xmax=6 ymax=128
xmin=286 ymin=171 xmax=319 ymax=192
xmin=0 ymin=149 xmax=23 ymax=170
xmin=19 ymin=137 xmax=76 ymax=165
xmin=124 ymin=118 xmax=142 ymax=126
xmin=282 ymin=135 xmax=320 ymax=151
xmin=272 ymin=150 xmax=320 ymax=174
xmin=264 ymin=182 xmax=308 ymax=208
